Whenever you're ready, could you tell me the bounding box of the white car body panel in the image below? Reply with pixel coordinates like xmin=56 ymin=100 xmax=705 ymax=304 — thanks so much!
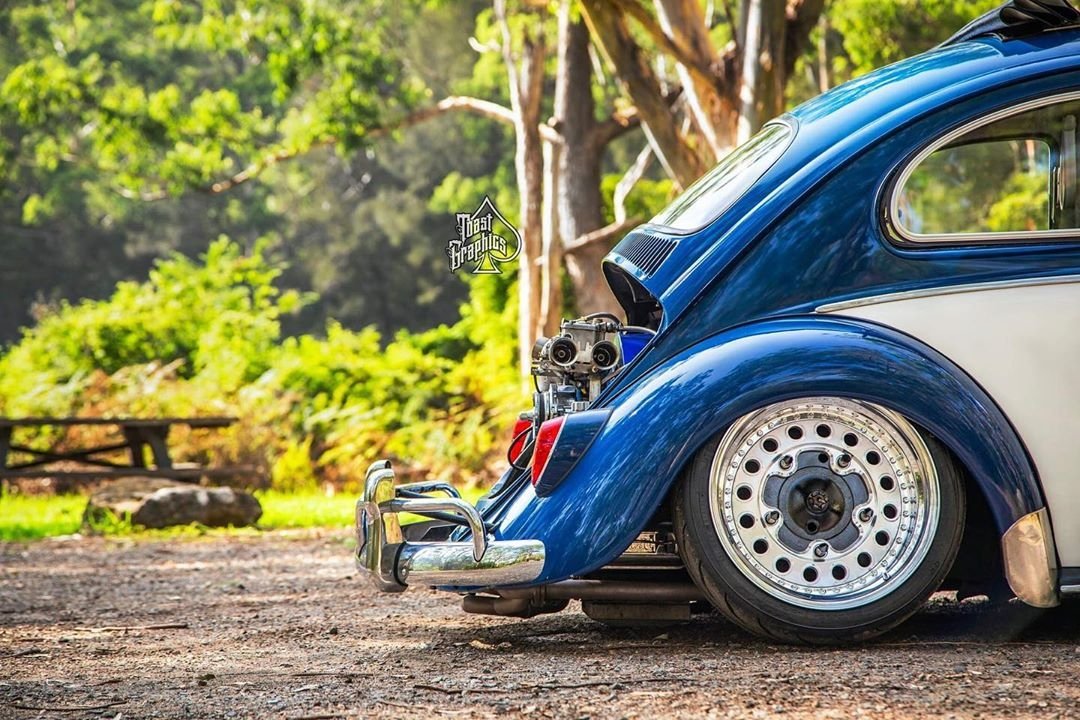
xmin=821 ymin=278 xmax=1080 ymax=565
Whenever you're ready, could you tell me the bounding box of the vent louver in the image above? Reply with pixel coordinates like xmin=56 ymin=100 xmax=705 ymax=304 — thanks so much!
xmin=615 ymin=232 xmax=677 ymax=276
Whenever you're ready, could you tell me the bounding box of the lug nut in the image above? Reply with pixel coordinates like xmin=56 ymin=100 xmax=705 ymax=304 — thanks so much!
xmin=838 ymin=453 xmax=851 ymax=468
xmin=814 ymin=543 xmax=829 ymax=558
xmin=764 ymin=510 xmax=781 ymax=526
xmin=858 ymin=508 xmax=874 ymax=523
xmin=779 ymin=455 xmax=793 ymax=470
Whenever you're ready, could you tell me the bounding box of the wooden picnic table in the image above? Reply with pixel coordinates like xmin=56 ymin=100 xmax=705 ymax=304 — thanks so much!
xmin=0 ymin=416 xmax=239 ymax=482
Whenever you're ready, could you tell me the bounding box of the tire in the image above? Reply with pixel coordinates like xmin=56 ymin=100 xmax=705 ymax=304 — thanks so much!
xmin=674 ymin=397 xmax=964 ymax=644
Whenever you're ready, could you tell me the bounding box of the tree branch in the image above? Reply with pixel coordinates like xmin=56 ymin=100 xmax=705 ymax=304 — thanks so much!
xmin=565 ymin=142 xmax=652 ymax=255
xmin=611 ymin=0 xmax=705 ymax=75
xmin=120 ymin=95 xmax=563 ymax=201
xmin=398 ymin=96 xmax=561 ymax=144
xmin=613 ymin=143 xmax=653 ymax=224
xmin=582 ymin=0 xmax=703 ymax=187
xmin=592 ymin=84 xmax=685 ymax=148
xmin=720 ymin=0 xmax=739 ymax=59
xmin=563 ymin=218 xmax=638 ymax=253
xmin=609 ymin=0 xmax=734 ymax=104
xmin=592 ymin=106 xmax=641 ymax=147
xmin=204 ymin=140 xmax=335 ymax=195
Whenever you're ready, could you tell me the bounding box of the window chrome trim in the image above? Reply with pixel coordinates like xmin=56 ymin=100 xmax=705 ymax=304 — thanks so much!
xmin=815 ymin=273 xmax=1080 ymax=313
xmin=888 ymin=89 xmax=1080 ymax=245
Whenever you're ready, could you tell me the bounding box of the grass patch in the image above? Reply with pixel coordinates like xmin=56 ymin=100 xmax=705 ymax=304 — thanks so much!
xmin=0 ymin=486 xmax=488 ymax=542
xmin=257 ymin=487 xmax=487 ymax=529
xmin=0 ymin=493 xmax=85 ymax=541
xmin=257 ymin=490 xmax=362 ymax=529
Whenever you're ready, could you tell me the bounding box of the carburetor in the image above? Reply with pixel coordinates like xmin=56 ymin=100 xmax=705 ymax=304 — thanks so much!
xmin=531 ymin=314 xmax=624 ymax=422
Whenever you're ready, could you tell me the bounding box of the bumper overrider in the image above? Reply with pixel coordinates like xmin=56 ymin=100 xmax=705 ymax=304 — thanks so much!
xmin=355 ymin=460 xmax=545 ymax=592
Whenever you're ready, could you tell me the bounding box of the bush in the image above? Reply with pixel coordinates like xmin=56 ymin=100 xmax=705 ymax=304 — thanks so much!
xmin=0 ymin=239 xmax=526 ymax=489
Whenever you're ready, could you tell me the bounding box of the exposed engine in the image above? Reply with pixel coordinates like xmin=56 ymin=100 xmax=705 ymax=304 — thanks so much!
xmin=529 ymin=313 xmax=649 ymax=425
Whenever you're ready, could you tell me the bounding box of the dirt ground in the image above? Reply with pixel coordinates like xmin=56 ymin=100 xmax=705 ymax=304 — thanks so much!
xmin=2 ymin=532 xmax=1080 ymax=719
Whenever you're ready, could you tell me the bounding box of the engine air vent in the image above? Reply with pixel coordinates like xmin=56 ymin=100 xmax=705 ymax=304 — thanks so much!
xmin=615 ymin=232 xmax=677 ymax=276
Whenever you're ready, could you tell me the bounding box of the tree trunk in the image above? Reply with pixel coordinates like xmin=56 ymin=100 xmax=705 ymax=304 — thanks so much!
xmin=738 ymin=0 xmax=824 ymax=142
xmin=552 ymin=3 xmax=622 ymax=317
xmin=816 ymin=14 xmax=830 ymax=93
xmin=737 ymin=0 xmax=775 ymax=141
xmin=495 ymin=0 xmax=546 ymax=374
xmin=784 ymin=0 xmax=828 ymax=83
xmin=581 ymin=0 xmax=703 ymax=190
xmin=654 ymin=0 xmax=737 ymax=159
xmin=540 ymin=136 xmax=563 ymax=337
xmin=565 ymin=241 xmax=617 ymax=315
xmin=515 ymin=44 xmax=545 ymax=374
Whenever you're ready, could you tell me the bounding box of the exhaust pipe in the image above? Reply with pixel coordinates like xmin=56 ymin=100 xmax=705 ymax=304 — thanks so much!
xmin=463 ymin=579 xmax=707 ymax=617
xmin=498 ymin=579 xmax=706 ymax=604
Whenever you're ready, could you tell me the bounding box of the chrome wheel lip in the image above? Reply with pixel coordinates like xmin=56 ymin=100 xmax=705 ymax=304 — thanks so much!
xmin=708 ymin=397 xmax=940 ymax=611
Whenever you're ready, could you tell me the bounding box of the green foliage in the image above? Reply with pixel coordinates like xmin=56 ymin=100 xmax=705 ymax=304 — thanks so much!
xmin=830 ymin=0 xmax=1000 ymax=76
xmin=0 ymin=238 xmax=304 ymax=416
xmin=600 ymin=173 xmax=674 ymax=224
xmin=0 ymin=1 xmax=481 ymax=348
xmin=0 ymin=241 xmax=525 ymax=487
xmin=0 ymin=0 xmax=424 ymax=205
xmin=270 ymin=437 xmax=321 ymax=494
xmin=987 ymin=172 xmax=1049 ymax=233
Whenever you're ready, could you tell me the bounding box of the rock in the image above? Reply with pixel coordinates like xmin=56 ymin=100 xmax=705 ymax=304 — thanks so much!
xmin=84 ymin=476 xmax=262 ymax=529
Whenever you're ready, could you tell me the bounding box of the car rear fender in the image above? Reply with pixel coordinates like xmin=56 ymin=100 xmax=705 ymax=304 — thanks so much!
xmin=487 ymin=316 xmax=1045 ymax=586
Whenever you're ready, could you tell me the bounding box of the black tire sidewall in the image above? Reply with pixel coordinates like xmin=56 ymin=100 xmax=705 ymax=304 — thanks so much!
xmin=676 ymin=430 xmax=965 ymax=642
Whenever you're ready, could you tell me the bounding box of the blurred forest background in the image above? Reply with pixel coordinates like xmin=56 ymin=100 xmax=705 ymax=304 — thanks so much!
xmin=0 ymin=0 xmax=999 ymax=490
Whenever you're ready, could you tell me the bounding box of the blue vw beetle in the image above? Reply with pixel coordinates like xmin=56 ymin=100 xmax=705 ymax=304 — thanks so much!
xmin=357 ymin=1 xmax=1080 ymax=643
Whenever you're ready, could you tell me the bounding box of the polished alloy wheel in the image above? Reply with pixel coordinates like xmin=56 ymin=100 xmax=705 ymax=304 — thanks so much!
xmin=708 ymin=397 xmax=940 ymax=610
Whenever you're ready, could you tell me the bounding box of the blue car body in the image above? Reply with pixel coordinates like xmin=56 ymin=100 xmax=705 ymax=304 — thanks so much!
xmin=477 ymin=31 xmax=1080 ymax=587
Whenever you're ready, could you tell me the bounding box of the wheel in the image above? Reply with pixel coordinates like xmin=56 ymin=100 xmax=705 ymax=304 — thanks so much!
xmin=674 ymin=397 xmax=964 ymax=644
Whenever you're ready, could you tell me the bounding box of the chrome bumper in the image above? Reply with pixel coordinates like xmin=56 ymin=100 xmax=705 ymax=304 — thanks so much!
xmin=355 ymin=460 xmax=545 ymax=592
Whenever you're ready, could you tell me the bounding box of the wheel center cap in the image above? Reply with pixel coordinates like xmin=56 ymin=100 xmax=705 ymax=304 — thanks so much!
xmin=806 ymin=488 xmax=830 ymax=513
xmin=762 ymin=449 xmax=871 ymax=552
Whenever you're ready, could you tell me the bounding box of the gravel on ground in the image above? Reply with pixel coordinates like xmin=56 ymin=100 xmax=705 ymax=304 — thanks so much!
xmin=2 ymin=531 xmax=1079 ymax=719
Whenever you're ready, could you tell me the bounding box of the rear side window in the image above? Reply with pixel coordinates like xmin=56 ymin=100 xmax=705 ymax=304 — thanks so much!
xmin=892 ymin=93 xmax=1080 ymax=243
xmin=899 ymin=139 xmax=1051 ymax=234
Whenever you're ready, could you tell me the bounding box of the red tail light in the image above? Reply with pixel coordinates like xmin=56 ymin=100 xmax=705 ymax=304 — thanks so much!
xmin=508 ymin=417 xmax=533 ymax=464
xmin=531 ymin=416 xmax=566 ymax=486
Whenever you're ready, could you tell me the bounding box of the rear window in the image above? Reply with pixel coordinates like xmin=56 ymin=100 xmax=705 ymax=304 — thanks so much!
xmin=650 ymin=121 xmax=794 ymax=233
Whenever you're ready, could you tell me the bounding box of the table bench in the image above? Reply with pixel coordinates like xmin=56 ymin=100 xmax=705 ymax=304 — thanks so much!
xmin=0 ymin=417 xmax=243 ymax=482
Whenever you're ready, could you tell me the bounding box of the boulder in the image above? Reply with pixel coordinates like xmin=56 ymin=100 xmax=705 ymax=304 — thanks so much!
xmin=84 ymin=476 xmax=262 ymax=529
